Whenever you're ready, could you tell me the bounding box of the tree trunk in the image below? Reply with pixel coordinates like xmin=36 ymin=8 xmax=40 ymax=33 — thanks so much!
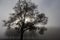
xmin=20 ymin=22 xmax=25 ymax=40
xmin=20 ymin=29 xmax=24 ymax=40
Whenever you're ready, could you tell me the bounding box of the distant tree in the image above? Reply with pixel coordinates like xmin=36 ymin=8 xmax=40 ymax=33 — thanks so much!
xmin=3 ymin=0 xmax=48 ymax=40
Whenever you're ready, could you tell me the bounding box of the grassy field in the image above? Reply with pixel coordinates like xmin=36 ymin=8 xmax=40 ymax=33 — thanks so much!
xmin=0 ymin=27 xmax=60 ymax=40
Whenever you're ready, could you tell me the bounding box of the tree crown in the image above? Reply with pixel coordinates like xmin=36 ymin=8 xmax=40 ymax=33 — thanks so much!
xmin=3 ymin=0 xmax=48 ymax=34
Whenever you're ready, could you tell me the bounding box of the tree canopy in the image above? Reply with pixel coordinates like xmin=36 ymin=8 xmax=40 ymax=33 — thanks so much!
xmin=3 ymin=0 xmax=48 ymax=35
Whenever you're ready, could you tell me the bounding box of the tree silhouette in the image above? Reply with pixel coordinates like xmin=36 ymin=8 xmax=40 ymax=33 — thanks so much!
xmin=3 ymin=0 xmax=48 ymax=40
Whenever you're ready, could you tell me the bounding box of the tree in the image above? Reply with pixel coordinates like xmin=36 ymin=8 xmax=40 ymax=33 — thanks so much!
xmin=3 ymin=0 xmax=48 ymax=40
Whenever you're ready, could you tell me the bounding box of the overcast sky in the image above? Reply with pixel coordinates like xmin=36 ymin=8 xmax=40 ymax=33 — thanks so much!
xmin=0 ymin=0 xmax=60 ymax=28
xmin=0 ymin=0 xmax=60 ymax=38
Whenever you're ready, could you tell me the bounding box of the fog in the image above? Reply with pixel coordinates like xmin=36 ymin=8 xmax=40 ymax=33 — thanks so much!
xmin=0 ymin=0 xmax=60 ymax=40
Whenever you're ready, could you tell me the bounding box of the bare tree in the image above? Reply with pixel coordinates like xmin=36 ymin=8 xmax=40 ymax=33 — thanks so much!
xmin=3 ymin=0 xmax=48 ymax=40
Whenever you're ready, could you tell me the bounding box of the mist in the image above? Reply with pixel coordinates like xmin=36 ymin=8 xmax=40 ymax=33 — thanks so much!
xmin=0 ymin=0 xmax=60 ymax=40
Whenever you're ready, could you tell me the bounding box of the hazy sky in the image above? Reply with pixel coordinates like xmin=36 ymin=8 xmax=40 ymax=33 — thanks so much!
xmin=0 ymin=0 xmax=60 ymax=38
xmin=0 ymin=0 xmax=60 ymax=28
